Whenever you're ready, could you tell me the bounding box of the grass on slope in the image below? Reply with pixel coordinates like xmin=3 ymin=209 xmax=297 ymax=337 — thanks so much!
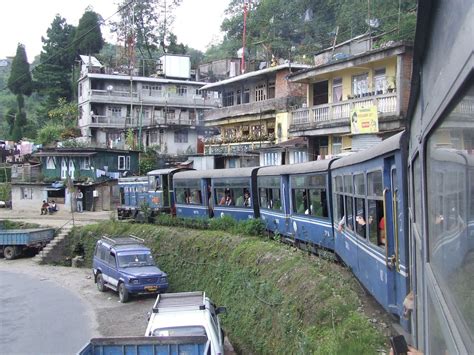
xmin=68 ymin=221 xmax=385 ymax=354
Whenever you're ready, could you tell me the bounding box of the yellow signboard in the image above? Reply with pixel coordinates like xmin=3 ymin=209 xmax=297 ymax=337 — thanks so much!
xmin=350 ymin=106 xmax=379 ymax=134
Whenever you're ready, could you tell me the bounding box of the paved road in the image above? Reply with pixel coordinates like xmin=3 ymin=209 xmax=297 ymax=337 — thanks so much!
xmin=0 ymin=270 xmax=93 ymax=355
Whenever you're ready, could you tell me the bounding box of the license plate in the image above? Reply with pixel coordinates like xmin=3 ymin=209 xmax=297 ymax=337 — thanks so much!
xmin=145 ymin=286 xmax=158 ymax=292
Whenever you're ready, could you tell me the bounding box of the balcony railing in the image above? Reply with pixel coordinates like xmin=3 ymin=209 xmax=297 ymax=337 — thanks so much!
xmin=204 ymin=141 xmax=273 ymax=155
xmin=290 ymin=93 xmax=398 ymax=129
xmin=88 ymin=115 xmax=198 ymax=128
xmin=89 ymin=89 xmax=220 ymax=108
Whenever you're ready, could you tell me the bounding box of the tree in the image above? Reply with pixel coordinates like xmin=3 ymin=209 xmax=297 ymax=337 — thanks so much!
xmin=111 ymin=0 xmax=182 ymax=61
xmin=75 ymin=9 xmax=104 ymax=55
xmin=48 ymin=97 xmax=78 ymax=127
xmin=33 ymin=15 xmax=76 ymax=120
xmin=7 ymin=44 xmax=33 ymax=97
xmin=7 ymin=44 xmax=33 ymax=141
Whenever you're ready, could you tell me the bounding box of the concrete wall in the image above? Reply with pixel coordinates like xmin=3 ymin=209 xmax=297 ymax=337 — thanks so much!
xmin=12 ymin=184 xmax=50 ymax=212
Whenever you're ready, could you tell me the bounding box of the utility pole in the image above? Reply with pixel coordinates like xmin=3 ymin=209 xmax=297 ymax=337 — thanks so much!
xmin=241 ymin=1 xmax=248 ymax=74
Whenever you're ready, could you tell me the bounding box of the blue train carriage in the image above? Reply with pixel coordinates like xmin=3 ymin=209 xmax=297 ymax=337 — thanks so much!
xmin=146 ymin=168 xmax=191 ymax=216
xmin=211 ymin=167 xmax=260 ymax=221
xmin=173 ymin=169 xmax=213 ymax=219
xmin=288 ymin=159 xmax=336 ymax=251
xmin=256 ymin=165 xmax=290 ymax=237
xmin=406 ymin=0 xmax=473 ymax=352
xmin=331 ymin=131 xmax=410 ymax=324
xmin=117 ymin=176 xmax=149 ymax=220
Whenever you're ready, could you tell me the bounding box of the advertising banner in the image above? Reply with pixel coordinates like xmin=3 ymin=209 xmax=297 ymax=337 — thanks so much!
xmin=350 ymin=106 xmax=379 ymax=134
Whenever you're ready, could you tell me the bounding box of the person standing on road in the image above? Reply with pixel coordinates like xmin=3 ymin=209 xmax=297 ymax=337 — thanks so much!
xmin=76 ymin=190 xmax=83 ymax=213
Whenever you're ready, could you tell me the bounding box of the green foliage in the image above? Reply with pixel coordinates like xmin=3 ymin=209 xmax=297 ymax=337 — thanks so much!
xmin=36 ymin=123 xmax=63 ymax=145
xmin=68 ymin=221 xmax=386 ymax=354
xmin=33 ymin=15 xmax=77 ymax=115
xmin=111 ymin=0 xmax=182 ymax=60
xmin=75 ymin=10 xmax=104 ymax=55
xmin=139 ymin=150 xmax=158 ymax=175
xmin=207 ymin=0 xmax=417 ymax=62
xmin=7 ymin=44 xmax=33 ymax=96
xmin=125 ymin=128 xmax=135 ymax=149
xmin=47 ymin=97 xmax=78 ymax=127
xmin=0 ymin=183 xmax=11 ymax=201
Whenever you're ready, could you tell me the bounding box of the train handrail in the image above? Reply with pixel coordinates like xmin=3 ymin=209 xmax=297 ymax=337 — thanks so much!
xmin=392 ymin=189 xmax=400 ymax=272
xmin=383 ymin=188 xmax=389 ymax=267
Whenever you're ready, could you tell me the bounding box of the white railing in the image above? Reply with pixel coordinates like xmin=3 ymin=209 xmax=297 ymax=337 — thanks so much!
xmin=89 ymin=115 xmax=195 ymax=128
xmin=291 ymin=93 xmax=398 ymax=127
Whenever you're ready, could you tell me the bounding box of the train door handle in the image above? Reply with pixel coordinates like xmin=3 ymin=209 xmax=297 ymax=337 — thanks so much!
xmin=387 ymin=254 xmax=396 ymax=269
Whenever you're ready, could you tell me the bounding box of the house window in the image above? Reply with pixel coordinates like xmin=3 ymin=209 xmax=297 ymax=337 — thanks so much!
xmin=126 ymin=156 xmax=131 ymax=170
xmin=268 ymin=82 xmax=275 ymax=99
xmin=174 ymin=130 xmax=188 ymax=143
xmin=108 ymin=106 xmax=122 ymax=118
xmin=255 ymin=84 xmax=266 ymax=102
xmin=21 ymin=187 xmax=33 ymax=200
xmin=352 ymin=73 xmax=368 ymax=96
xmin=332 ymin=136 xmax=342 ymax=155
xmin=236 ymin=89 xmax=241 ymax=105
xmin=118 ymin=156 xmax=126 ymax=170
xmin=79 ymin=83 xmax=83 ymax=97
xmin=151 ymin=85 xmax=162 ymax=95
xmin=61 ymin=159 xmax=67 ymax=179
xmin=243 ymin=88 xmax=250 ymax=103
xmin=293 ymin=151 xmax=308 ymax=164
xmin=263 ymin=152 xmax=279 ymax=166
xmin=332 ymin=78 xmax=343 ymax=102
xmin=80 ymin=157 xmax=91 ymax=170
xmin=223 ymin=91 xmax=234 ymax=107
xmin=46 ymin=157 xmax=56 ymax=170
xmin=176 ymin=85 xmax=187 ymax=96
xmin=374 ymin=68 xmax=387 ymax=94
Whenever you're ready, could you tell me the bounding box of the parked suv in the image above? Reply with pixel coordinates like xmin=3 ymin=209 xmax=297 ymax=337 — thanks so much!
xmin=92 ymin=235 xmax=168 ymax=303
xmin=145 ymin=292 xmax=226 ymax=355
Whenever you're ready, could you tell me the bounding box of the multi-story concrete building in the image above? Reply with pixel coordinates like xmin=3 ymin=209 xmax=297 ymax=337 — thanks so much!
xmin=288 ymin=39 xmax=413 ymax=159
xmin=200 ymin=63 xmax=310 ymax=168
xmin=77 ymin=55 xmax=220 ymax=156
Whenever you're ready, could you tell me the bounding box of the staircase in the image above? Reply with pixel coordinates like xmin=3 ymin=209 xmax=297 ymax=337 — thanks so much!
xmin=33 ymin=222 xmax=74 ymax=264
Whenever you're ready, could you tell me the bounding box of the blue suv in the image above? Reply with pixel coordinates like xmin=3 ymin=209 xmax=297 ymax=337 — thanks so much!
xmin=92 ymin=235 xmax=168 ymax=303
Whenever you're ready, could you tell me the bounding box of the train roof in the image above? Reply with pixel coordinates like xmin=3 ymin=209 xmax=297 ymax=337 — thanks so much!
xmin=332 ymin=131 xmax=405 ymax=169
xmin=147 ymin=167 xmax=190 ymax=176
xmin=257 ymin=159 xmax=333 ymax=176
xmin=173 ymin=167 xmax=258 ymax=180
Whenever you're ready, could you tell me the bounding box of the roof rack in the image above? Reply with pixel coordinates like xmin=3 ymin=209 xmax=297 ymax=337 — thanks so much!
xmin=101 ymin=235 xmax=145 ymax=245
xmin=152 ymin=291 xmax=206 ymax=313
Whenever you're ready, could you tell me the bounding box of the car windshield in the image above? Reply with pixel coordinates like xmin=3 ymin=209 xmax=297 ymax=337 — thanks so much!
xmin=117 ymin=252 xmax=155 ymax=267
xmin=152 ymin=326 xmax=207 ymax=337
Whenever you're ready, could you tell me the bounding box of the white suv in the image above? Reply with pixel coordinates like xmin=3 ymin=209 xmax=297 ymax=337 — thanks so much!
xmin=145 ymin=292 xmax=226 ymax=355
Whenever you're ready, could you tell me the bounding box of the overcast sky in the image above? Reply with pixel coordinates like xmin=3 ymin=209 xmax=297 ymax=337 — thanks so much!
xmin=0 ymin=0 xmax=231 ymax=61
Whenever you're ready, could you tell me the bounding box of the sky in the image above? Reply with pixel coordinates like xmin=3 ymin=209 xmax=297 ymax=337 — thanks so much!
xmin=0 ymin=0 xmax=231 ymax=61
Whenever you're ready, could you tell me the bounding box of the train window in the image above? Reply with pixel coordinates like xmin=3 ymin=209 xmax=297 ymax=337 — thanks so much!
xmin=367 ymin=171 xmax=385 ymax=246
xmin=413 ymin=156 xmax=422 ymax=231
xmin=426 ymin=83 xmax=474 ymax=346
xmin=293 ymin=189 xmax=308 ymax=214
xmin=335 ymin=176 xmax=343 ymax=192
xmin=367 ymin=200 xmax=385 ymax=246
xmin=354 ymin=197 xmax=367 ymax=238
xmin=308 ymin=188 xmax=328 ymax=218
xmin=354 ymin=173 xmax=365 ymax=195
xmin=258 ymin=176 xmax=281 ymax=210
xmin=367 ymin=171 xmax=383 ymax=196
xmin=345 ymin=196 xmax=354 ymax=231
xmin=344 ymin=175 xmax=353 ymax=193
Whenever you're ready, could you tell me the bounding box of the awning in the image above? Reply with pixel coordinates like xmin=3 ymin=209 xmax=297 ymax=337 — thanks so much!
xmin=33 ymin=152 xmax=97 ymax=157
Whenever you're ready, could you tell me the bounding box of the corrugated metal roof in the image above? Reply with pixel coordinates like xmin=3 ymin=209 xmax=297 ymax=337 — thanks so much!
xmin=332 ymin=131 xmax=404 ymax=169
xmin=200 ymin=63 xmax=311 ymax=90
xmin=33 ymin=152 xmax=97 ymax=157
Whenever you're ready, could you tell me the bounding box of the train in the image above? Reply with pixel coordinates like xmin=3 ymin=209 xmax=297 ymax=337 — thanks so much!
xmin=117 ymin=0 xmax=473 ymax=352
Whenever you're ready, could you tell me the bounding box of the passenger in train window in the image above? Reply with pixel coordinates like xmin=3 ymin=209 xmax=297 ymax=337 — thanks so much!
xmin=243 ymin=190 xmax=251 ymax=207
xmin=184 ymin=190 xmax=191 ymax=204
xmin=378 ymin=216 xmax=386 ymax=246
xmin=219 ymin=189 xmax=231 ymax=205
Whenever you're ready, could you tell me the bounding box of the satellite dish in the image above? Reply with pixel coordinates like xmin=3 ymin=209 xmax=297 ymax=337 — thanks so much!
xmin=107 ymin=85 xmax=114 ymax=92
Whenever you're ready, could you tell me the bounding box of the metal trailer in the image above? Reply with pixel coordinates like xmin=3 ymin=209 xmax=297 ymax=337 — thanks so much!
xmin=78 ymin=336 xmax=208 ymax=355
xmin=0 ymin=228 xmax=55 ymax=260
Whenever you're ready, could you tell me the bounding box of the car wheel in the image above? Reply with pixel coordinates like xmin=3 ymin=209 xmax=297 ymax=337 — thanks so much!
xmin=96 ymin=273 xmax=106 ymax=292
xmin=4 ymin=246 xmax=16 ymax=260
xmin=118 ymin=283 xmax=129 ymax=303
